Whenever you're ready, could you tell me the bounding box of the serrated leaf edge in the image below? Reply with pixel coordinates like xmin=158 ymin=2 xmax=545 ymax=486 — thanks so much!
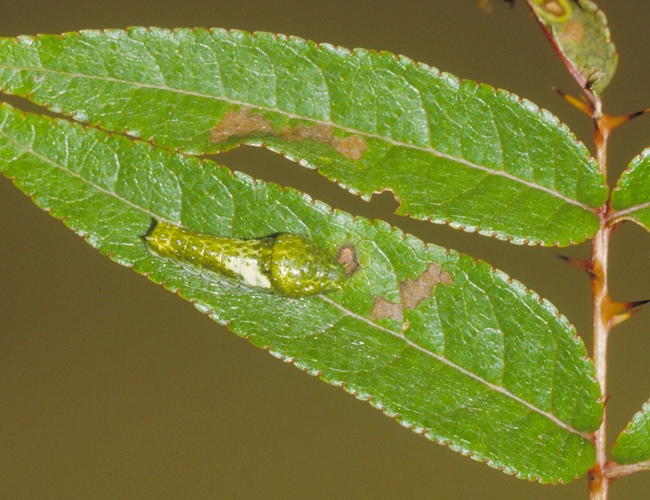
xmin=0 ymin=28 xmax=608 ymax=240
xmin=612 ymin=398 xmax=650 ymax=465
xmin=608 ymin=148 xmax=650 ymax=230
xmin=0 ymin=106 xmax=599 ymax=439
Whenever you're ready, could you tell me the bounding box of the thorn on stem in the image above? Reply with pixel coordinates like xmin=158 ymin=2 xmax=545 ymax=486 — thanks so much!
xmin=609 ymin=299 xmax=650 ymax=315
xmin=628 ymin=298 xmax=650 ymax=309
xmin=607 ymin=299 xmax=650 ymax=329
xmin=626 ymin=109 xmax=649 ymax=121
xmin=552 ymin=86 xmax=594 ymax=116
xmin=597 ymin=110 xmax=650 ymax=135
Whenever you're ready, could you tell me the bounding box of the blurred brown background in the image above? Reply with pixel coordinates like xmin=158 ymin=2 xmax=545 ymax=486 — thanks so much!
xmin=1 ymin=1 xmax=650 ymax=498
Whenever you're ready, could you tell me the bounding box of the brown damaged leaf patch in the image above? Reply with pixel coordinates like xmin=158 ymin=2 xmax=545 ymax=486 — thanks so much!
xmin=335 ymin=136 xmax=368 ymax=161
xmin=210 ymin=107 xmax=367 ymax=160
xmin=556 ymin=19 xmax=585 ymax=45
xmin=543 ymin=0 xmax=566 ymax=17
xmin=400 ymin=263 xmax=453 ymax=310
xmin=369 ymin=263 xmax=453 ymax=320
xmin=369 ymin=296 xmax=404 ymax=321
xmin=280 ymin=123 xmax=334 ymax=144
xmin=281 ymin=124 xmax=368 ymax=160
xmin=210 ymin=106 xmax=276 ymax=143
xmin=337 ymin=246 xmax=358 ymax=276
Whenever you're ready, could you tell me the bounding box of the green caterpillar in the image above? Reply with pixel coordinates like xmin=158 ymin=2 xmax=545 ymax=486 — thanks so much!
xmin=144 ymin=220 xmax=348 ymax=297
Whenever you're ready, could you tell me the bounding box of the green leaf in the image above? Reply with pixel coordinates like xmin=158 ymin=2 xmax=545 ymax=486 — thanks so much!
xmin=0 ymin=28 xmax=608 ymax=246
xmin=525 ymin=0 xmax=618 ymax=99
xmin=610 ymin=147 xmax=650 ymax=231
xmin=612 ymin=399 xmax=650 ymax=465
xmin=0 ymin=102 xmax=601 ymax=483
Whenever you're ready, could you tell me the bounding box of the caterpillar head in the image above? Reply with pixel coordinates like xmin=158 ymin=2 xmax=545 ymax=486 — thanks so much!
xmin=270 ymin=234 xmax=347 ymax=297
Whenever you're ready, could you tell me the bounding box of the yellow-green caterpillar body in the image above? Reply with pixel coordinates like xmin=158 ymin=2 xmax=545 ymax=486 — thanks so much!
xmin=144 ymin=220 xmax=347 ymax=297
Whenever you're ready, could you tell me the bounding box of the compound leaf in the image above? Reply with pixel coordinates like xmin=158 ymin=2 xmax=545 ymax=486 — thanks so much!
xmin=525 ymin=0 xmax=617 ymax=99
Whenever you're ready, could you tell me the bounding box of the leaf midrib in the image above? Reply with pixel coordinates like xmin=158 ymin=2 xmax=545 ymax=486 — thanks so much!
xmin=319 ymin=296 xmax=590 ymax=439
xmin=608 ymin=202 xmax=650 ymax=222
xmin=1 ymin=64 xmax=597 ymax=213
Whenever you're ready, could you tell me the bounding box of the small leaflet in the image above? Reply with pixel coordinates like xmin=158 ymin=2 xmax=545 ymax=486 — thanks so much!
xmin=525 ymin=0 xmax=617 ymax=99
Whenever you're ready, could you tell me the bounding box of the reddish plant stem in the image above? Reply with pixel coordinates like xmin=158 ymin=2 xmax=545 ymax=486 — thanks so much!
xmin=588 ymin=113 xmax=612 ymax=500
xmin=588 ymin=219 xmax=611 ymax=500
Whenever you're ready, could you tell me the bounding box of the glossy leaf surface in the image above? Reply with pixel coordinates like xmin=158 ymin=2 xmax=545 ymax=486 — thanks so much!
xmin=0 ymin=28 xmax=608 ymax=246
xmin=610 ymin=147 xmax=650 ymax=231
xmin=612 ymin=399 xmax=650 ymax=465
xmin=525 ymin=0 xmax=617 ymax=99
xmin=0 ymin=103 xmax=602 ymax=483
